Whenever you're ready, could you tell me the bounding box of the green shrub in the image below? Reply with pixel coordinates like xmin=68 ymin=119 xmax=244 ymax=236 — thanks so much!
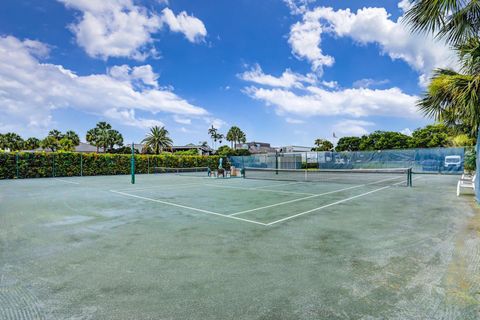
xmin=0 ymin=152 xmax=227 ymax=179
xmin=464 ymin=147 xmax=476 ymax=172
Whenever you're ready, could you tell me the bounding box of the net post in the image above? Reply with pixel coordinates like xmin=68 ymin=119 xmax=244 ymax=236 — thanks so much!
xmin=147 ymin=155 xmax=150 ymax=174
xmin=275 ymin=151 xmax=279 ymax=174
xmin=131 ymin=142 xmax=135 ymax=184
xmin=407 ymin=168 xmax=412 ymax=187
xmin=80 ymin=153 xmax=83 ymax=177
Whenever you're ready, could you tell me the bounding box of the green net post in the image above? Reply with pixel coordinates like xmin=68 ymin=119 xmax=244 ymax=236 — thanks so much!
xmin=131 ymin=142 xmax=135 ymax=184
xmin=80 ymin=153 xmax=83 ymax=176
xmin=275 ymin=151 xmax=279 ymax=174
xmin=15 ymin=153 xmax=19 ymax=179
xmin=407 ymin=168 xmax=413 ymax=187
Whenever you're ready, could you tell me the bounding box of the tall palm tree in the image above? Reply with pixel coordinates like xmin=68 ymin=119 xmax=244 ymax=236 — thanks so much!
xmin=208 ymin=125 xmax=218 ymax=149
xmin=86 ymin=128 xmax=99 ymax=152
xmin=64 ymin=131 xmax=80 ymax=147
xmin=107 ymin=130 xmax=123 ymax=151
xmin=142 ymin=126 xmax=173 ymax=154
xmin=404 ymin=0 xmax=480 ymax=135
xmin=404 ymin=0 xmax=480 ymax=45
xmin=417 ymin=39 xmax=480 ymax=135
xmin=226 ymin=126 xmax=246 ymax=149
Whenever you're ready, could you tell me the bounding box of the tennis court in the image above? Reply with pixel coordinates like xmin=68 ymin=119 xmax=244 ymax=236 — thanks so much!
xmin=1 ymin=170 xmax=480 ymax=319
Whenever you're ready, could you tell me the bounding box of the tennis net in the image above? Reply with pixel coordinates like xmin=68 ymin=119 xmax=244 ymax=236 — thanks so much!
xmin=243 ymin=167 xmax=413 ymax=186
xmin=153 ymin=167 xmax=211 ymax=177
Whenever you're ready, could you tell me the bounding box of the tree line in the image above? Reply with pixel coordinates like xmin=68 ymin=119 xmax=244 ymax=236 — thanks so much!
xmin=312 ymin=124 xmax=475 ymax=152
xmin=0 ymin=122 xmax=124 ymax=153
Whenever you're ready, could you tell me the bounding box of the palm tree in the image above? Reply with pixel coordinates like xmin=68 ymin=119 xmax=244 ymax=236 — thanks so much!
xmin=142 ymin=126 xmax=173 ymax=154
xmin=86 ymin=122 xmax=121 ymax=153
xmin=48 ymin=129 xmax=63 ymax=140
xmin=313 ymin=139 xmax=334 ymax=151
xmin=2 ymin=133 xmax=24 ymax=151
xmin=25 ymin=137 xmax=40 ymax=150
xmin=59 ymin=137 xmax=76 ymax=151
xmin=208 ymin=126 xmax=220 ymax=149
xmin=64 ymin=131 xmax=80 ymax=147
xmin=404 ymin=0 xmax=480 ymax=135
xmin=107 ymin=130 xmax=123 ymax=151
xmin=86 ymin=128 xmax=99 ymax=152
xmin=404 ymin=0 xmax=480 ymax=45
xmin=226 ymin=126 xmax=246 ymax=149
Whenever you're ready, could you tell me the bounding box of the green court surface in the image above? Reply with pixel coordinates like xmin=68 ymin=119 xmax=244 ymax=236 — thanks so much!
xmin=1 ymin=173 xmax=480 ymax=319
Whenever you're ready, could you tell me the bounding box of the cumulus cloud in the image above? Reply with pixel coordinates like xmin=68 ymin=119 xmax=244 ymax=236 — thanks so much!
xmin=160 ymin=8 xmax=207 ymax=43
xmin=401 ymin=128 xmax=413 ymax=136
xmin=238 ymin=64 xmax=317 ymax=88
xmin=352 ymin=78 xmax=390 ymax=88
xmin=244 ymin=85 xmax=419 ymax=118
xmin=283 ymin=0 xmax=315 ymax=15
xmin=288 ymin=5 xmax=456 ymax=84
xmin=333 ymin=119 xmax=375 ymax=137
xmin=0 ymin=36 xmax=207 ymax=132
xmin=289 ymin=17 xmax=334 ymax=74
xmin=173 ymin=115 xmax=192 ymax=125
xmin=204 ymin=117 xmax=227 ymax=129
xmin=58 ymin=0 xmax=206 ymax=60
xmin=285 ymin=117 xmax=305 ymax=124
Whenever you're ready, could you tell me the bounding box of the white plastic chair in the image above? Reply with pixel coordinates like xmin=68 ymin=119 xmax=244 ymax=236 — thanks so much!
xmin=457 ymin=173 xmax=476 ymax=196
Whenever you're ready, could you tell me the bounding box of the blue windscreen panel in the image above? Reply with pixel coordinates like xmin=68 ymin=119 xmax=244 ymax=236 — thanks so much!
xmin=230 ymin=147 xmax=465 ymax=174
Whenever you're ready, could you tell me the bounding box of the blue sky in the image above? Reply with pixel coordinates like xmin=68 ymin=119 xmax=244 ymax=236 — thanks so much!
xmin=0 ymin=0 xmax=457 ymax=147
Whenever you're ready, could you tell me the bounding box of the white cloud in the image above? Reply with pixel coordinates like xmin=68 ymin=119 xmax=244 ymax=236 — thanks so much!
xmin=283 ymin=0 xmax=314 ymax=15
xmin=401 ymin=128 xmax=413 ymax=136
xmin=398 ymin=0 xmax=413 ymax=12
xmin=288 ymin=5 xmax=456 ymax=84
xmin=105 ymin=108 xmax=164 ymax=128
xmin=333 ymin=120 xmax=375 ymax=137
xmin=173 ymin=115 xmax=192 ymax=125
xmin=285 ymin=117 xmax=305 ymax=124
xmin=160 ymin=8 xmax=207 ymax=43
xmin=352 ymin=78 xmax=390 ymax=88
xmin=245 ymin=85 xmax=419 ymax=118
xmin=58 ymin=0 xmax=207 ymax=60
xmin=59 ymin=0 xmax=162 ymax=60
xmin=0 ymin=36 xmax=207 ymax=133
xmin=108 ymin=64 xmax=159 ymax=88
xmin=321 ymin=80 xmax=338 ymax=89
xmin=204 ymin=117 xmax=227 ymax=129
xmin=238 ymin=64 xmax=317 ymax=88
xmin=289 ymin=17 xmax=334 ymax=74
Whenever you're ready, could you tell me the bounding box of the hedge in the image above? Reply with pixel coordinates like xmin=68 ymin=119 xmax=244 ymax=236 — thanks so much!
xmin=0 ymin=152 xmax=227 ymax=179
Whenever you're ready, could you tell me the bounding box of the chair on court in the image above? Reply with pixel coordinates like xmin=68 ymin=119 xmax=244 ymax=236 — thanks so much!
xmin=457 ymin=173 xmax=476 ymax=196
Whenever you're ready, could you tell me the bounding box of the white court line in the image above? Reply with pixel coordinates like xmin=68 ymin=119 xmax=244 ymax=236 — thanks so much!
xmin=252 ymin=181 xmax=306 ymax=190
xmin=266 ymin=177 xmax=421 ymax=226
xmin=230 ymin=175 xmax=404 ymax=216
xmin=109 ymin=190 xmax=267 ymax=226
xmin=54 ymin=178 xmax=80 ymax=185
xmin=229 ymin=184 xmax=364 ymax=216
xmin=204 ymin=184 xmax=316 ymax=196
